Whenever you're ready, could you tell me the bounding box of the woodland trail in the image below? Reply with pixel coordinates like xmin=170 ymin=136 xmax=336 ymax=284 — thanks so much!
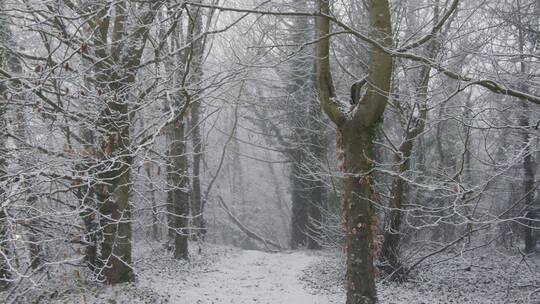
xmin=175 ymin=250 xmax=333 ymax=304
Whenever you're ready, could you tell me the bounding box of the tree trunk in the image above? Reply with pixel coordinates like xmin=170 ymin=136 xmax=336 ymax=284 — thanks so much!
xmin=516 ymin=6 xmax=537 ymax=253
xmin=96 ymin=91 xmax=134 ymax=284
xmin=189 ymin=2 xmax=206 ymax=241
xmin=521 ymin=105 xmax=536 ymax=253
xmin=190 ymin=100 xmax=205 ymax=239
xmin=77 ymin=181 xmax=98 ymax=271
xmin=316 ymin=0 xmax=393 ymax=302
xmin=90 ymin=1 xmax=158 ymax=284
xmin=290 ymin=158 xmax=310 ymax=248
xmin=379 ymin=129 xmax=422 ymax=278
xmin=76 ymin=128 xmax=99 ymax=272
xmin=342 ymin=124 xmax=379 ymax=303
xmin=144 ymin=162 xmax=160 ymax=240
xmin=166 ymin=117 xmax=190 ymax=260
xmin=379 ymin=5 xmax=442 ymax=273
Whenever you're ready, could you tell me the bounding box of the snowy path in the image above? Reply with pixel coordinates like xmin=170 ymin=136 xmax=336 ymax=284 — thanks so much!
xmin=175 ymin=250 xmax=333 ymax=304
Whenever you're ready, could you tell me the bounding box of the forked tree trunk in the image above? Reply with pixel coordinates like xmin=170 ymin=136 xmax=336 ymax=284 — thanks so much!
xmin=316 ymin=0 xmax=393 ymax=302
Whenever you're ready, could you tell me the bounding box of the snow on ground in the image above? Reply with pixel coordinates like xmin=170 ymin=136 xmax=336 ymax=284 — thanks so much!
xmin=44 ymin=242 xmax=234 ymax=304
xmin=303 ymin=247 xmax=540 ymax=304
xmin=29 ymin=243 xmax=340 ymax=304
xmin=7 ymin=242 xmax=539 ymax=304
xmin=177 ymin=249 xmax=340 ymax=304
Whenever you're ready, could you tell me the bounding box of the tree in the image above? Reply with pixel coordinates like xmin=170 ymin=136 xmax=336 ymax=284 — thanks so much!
xmin=287 ymin=0 xmax=326 ymax=250
xmin=512 ymin=0 xmax=540 ymax=254
xmin=188 ymin=2 xmax=208 ymax=241
xmin=316 ymin=0 xmax=393 ymax=302
xmin=161 ymin=2 xmax=208 ymax=258
xmin=81 ymin=0 xmax=162 ymax=283
xmin=379 ymin=1 xmax=451 ymax=278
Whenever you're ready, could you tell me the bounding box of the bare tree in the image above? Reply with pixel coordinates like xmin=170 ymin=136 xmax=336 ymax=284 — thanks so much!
xmin=316 ymin=0 xmax=393 ymax=302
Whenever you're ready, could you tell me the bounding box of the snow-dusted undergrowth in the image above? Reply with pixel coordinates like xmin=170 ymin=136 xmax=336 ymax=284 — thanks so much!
xmin=4 ymin=243 xmax=337 ymax=304
xmin=3 ymin=242 xmax=234 ymax=304
xmin=302 ymin=247 xmax=540 ymax=304
xmin=5 ymin=243 xmax=539 ymax=304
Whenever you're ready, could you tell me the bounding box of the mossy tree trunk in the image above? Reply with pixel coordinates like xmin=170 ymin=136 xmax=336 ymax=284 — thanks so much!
xmin=316 ymin=0 xmax=393 ymax=302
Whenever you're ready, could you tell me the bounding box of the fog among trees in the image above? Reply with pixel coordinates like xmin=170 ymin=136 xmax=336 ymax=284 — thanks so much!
xmin=0 ymin=0 xmax=539 ymax=303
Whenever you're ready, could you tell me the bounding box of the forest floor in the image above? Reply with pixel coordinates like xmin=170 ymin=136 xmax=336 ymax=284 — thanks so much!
xmin=304 ymin=246 xmax=540 ymax=304
xmin=7 ymin=242 xmax=540 ymax=303
xmin=41 ymin=243 xmax=341 ymax=304
xmin=177 ymin=249 xmax=338 ymax=304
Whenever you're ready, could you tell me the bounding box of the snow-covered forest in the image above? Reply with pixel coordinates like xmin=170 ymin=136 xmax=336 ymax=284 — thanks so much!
xmin=0 ymin=0 xmax=539 ymax=303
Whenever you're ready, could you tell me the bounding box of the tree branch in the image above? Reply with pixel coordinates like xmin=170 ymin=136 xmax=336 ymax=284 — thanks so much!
xmin=217 ymin=196 xmax=282 ymax=252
